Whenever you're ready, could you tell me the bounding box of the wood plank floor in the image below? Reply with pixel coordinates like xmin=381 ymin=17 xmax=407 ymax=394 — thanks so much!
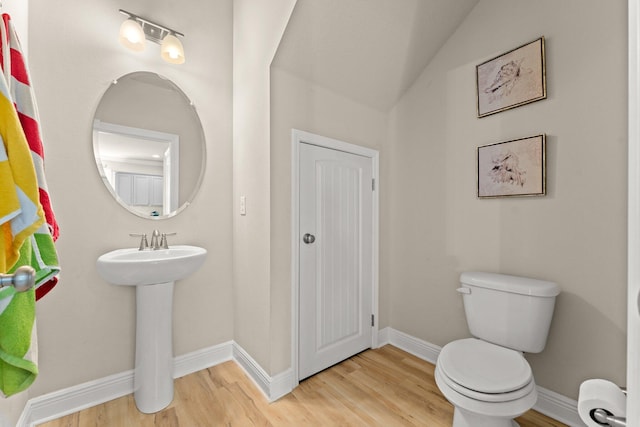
xmin=38 ymin=345 xmax=567 ymax=426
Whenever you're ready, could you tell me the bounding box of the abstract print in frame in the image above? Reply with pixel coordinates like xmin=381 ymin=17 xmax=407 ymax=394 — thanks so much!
xmin=477 ymin=135 xmax=546 ymax=198
xmin=476 ymin=37 xmax=546 ymax=118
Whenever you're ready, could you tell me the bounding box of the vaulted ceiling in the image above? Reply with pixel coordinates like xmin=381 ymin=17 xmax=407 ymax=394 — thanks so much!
xmin=272 ymin=0 xmax=479 ymax=112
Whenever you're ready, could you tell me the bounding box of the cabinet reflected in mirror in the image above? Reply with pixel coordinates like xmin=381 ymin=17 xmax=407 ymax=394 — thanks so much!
xmin=93 ymin=72 xmax=205 ymax=219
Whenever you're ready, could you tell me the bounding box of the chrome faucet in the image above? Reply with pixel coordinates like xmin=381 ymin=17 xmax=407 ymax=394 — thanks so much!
xmin=131 ymin=230 xmax=176 ymax=250
xmin=150 ymin=229 xmax=161 ymax=250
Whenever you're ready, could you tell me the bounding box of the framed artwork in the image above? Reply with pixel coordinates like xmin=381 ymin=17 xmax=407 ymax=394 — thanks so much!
xmin=476 ymin=37 xmax=546 ymax=118
xmin=477 ymin=135 xmax=546 ymax=198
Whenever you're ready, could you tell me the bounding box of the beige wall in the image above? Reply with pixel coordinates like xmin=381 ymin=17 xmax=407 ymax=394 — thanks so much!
xmin=386 ymin=0 xmax=627 ymax=399
xmin=27 ymin=0 xmax=234 ymax=396
xmin=232 ymin=0 xmax=297 ymax=374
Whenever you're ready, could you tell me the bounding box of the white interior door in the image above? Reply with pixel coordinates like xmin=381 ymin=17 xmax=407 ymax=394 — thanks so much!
xmin=298 ymin=142 xmax=374 ymax=380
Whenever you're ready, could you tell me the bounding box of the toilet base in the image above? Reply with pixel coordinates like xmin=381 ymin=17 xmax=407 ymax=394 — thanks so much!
xmin=453 ymin=407 xmax=519 ymax=427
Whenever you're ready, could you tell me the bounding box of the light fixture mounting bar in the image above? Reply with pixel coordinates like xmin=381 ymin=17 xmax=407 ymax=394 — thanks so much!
xmin=118 ymin=9 xmax=184 ymax=44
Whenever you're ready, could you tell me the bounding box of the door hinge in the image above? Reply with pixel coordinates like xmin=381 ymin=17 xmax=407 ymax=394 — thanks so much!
xmin=372 ymin=179 xmax=375 ymax=191
xmin=371 ymin=314 xmax=375 ymax=327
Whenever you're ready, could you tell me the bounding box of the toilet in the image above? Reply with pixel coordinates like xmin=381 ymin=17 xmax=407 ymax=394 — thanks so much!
xmin=435 ymin=272 xmax=560 ymax=427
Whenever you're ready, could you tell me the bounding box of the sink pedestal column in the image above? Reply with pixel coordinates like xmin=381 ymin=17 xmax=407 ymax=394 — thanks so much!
xmin=134 ymin=281 xmax=175 ymax=413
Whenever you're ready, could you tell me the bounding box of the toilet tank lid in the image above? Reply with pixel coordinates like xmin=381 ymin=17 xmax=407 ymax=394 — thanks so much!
xmin=460 ymin=272 xmax=560 ymax=297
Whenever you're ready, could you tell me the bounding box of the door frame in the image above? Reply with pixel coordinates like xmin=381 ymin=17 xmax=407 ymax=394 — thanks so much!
xmin=93 ymin=120 xmax=180 ymax=214
xmin=291 ymin=129 xmax=379 ymax=387
xmin=628 ymin=1 xmax=639 ymax=424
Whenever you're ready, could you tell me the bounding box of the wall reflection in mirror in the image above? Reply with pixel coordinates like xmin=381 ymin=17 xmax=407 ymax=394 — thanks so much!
xmin=93 ymin=72 xmax=205 ymax=219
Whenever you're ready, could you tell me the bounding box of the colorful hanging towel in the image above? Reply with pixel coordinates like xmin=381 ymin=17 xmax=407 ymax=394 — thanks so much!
xmin=0 ymin=275 xmax=37 ymax=397
xmin=9 ymin=227 xmax=60 ymax=292
xmin=0 ymin=70 xmax=43 ymax=272
xmin=1 ymin=13 xmax=60 ymax=300
xmin=0 ymin=46 xmax=43 ymax=396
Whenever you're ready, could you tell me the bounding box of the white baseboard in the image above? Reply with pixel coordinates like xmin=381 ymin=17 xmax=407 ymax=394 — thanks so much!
xmin=378 ymin=327 xmax=583 ymax=427
xmin=232 ymin=342 xmax=294 ymax=402
xmin=534 ymin=385 xmax=584 ymax=427
xmin=21 ymin=340 xmax=292 ymax=427
xmin=379 ymin=327 xmax=441 ymax=364
xmin=21 ymin=331 xmax=581 ymax=427
xmin=20 ymin=370 xmax=134 ymax=427
xmin=22 ymin=341 xmax=234 ymax=427
xmin=174 ymin=341 xmax=233 ymax=379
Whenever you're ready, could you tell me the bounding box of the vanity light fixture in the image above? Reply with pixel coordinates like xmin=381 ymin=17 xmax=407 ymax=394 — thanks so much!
xmin=118 ymin=9 xmax=185 ymax=64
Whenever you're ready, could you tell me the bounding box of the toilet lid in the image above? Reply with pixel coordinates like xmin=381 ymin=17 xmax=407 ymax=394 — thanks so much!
xmin=439 ymin=338 xmax=532 ymax=394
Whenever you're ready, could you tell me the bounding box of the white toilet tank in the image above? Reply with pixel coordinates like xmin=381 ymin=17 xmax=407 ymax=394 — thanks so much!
xmin=459 ymin=272 xmax=560 ymax=353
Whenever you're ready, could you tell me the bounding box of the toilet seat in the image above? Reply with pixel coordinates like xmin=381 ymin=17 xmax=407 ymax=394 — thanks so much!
xmin=438 ymin=338 xmax=534 ymax=402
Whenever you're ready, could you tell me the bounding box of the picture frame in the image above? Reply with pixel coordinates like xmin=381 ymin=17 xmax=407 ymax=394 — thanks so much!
xmin=477 ymin=135 xmax=546 ymax=198
xmin=476 ymin=37 xmax=546 ymax=118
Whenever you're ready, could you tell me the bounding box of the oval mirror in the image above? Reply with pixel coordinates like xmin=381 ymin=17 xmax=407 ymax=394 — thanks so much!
xmin=92 ymin=71 xmax=206 ymax=219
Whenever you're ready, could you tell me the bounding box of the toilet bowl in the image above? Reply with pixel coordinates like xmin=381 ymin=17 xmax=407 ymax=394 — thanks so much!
xmin=434 ymin=272 xmax=560 ymax=427
xmin=435 ymin=338 xmax=538 ymax=427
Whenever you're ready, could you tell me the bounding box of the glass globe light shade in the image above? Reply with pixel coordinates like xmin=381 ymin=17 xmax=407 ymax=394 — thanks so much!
xmin=119 ymin=18 xmax=145 ymax=52
xmin=161 ymin=34 xmax=185 ymax=64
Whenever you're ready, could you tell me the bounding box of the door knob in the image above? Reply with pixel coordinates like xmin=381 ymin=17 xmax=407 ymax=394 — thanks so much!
xmin=303 ymin=233 xmax=316 ymax=244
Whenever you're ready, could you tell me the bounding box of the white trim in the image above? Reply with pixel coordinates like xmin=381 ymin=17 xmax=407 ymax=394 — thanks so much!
xmin=290 ymin=134 xmax=301 ymax=389
xmin=268 ymin=369 xmax=296 ymax=402
xmin=173 ymin=341 xmax=233 ymax=379
xmin=20 ymin=370 xmax=134 ymax=427
xmin=377 ymin=327 xmax=583 ymax=427
xmin=232 ymin=342 xmax=294 ymax=402
xmin=629 ymin=1 xmax=640 ymax=426
xmin=378 ymin=327 xmax=441 ymax=364
xmin=533 ymin=386 xmax=584 ymax=427
xmin=291 ymin=129 xmax=380 ymax=389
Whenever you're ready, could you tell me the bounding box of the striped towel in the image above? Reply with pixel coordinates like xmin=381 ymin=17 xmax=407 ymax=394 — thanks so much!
xmin=1 ymin=13 xmax=60 ymax=300
xmin=0 ymin=54 xmax=42 ymax=396
xmin=0 ymin=71 xmax=42 ymax=273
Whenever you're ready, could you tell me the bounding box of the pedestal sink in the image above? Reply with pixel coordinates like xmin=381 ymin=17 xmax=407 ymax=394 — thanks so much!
xmin=96 ymin=245 xmax=207 ymax=413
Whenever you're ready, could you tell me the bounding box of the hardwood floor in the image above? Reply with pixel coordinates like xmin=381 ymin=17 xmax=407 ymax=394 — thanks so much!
xmin=38 ymin=345 xmax=567 ymax=426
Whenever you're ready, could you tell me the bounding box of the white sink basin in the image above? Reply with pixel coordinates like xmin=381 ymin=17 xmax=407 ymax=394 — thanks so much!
xmin=96 ymin=245 xmax=207 ymax=286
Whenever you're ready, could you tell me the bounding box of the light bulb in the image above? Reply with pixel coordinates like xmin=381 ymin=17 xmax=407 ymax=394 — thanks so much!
xmin=119 ymin=18 xmax=145 ymax=52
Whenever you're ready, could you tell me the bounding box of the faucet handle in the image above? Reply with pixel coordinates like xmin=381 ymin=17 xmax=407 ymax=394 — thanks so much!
xmin=129 ymin=233 xmax=148 ymax=251
xmin=160 ymin=232 xmax=177 ymax=249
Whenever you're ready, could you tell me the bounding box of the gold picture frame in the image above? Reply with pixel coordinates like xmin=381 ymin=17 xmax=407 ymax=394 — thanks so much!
xmin=477 ymin=135 xmax=546 ymax=198
xmin=476 ymin=37 xmax=546 ymax=118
